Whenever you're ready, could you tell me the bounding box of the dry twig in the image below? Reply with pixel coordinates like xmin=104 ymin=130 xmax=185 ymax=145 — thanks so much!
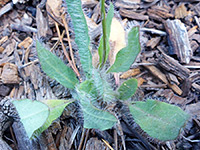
xmin=55 ymin=22 xmax=81 ymax=79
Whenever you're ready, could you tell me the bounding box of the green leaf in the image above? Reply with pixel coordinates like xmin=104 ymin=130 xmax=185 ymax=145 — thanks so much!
xmin=79 ymin=70 xmax=115 ymax=102
xmin=12 ymin=99 xmax=49 ymax=138
xmin=36 ymin=41 xmax=78 ymax=89
xmin=79 ymin=79 xmax=98 ymax=99
xmin=129 ymin=99 xmax=189 ymax=141
xmin=77 ymin=80 xmax=117 ymax=130
xmin=81 ymin=99 xmax=117 ymax=130
xmin=66 ymin=0 xmax=92 ymax=76
xmin=79 ymin=80 xmax=94 ymax=93
xmin=108 ymin=27 xmax=141 ymax=72
xmin=33 ymin=99 xmax=74 ymax=137
xmin=118 ymin=78 xmax=138 ymax=100
xmin=98 ymin=3 xmax=114 ymax=65
xmin=92 ymin=69 xmax=115 ymax=102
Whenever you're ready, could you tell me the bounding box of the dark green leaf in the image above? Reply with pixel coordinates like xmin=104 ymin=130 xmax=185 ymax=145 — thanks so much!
xmin=98 ymin=3 xmax=114 ymax=65
xmin=129 ymin=99 xmax=189 ymax=141
xmin=108 ymin=27 xmax=141 ymax=72
xmin=66 ymin=0 xmax=92 ymax=76
xmin=12 ymin=99 xmax=49 ymax=138
xmin=118 ymin=78 xmax=138 ymax=100
xmin=36 ymin=41 xmax=78 ymax=89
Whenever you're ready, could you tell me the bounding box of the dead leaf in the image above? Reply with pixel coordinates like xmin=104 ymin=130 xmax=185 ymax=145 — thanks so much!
xmin=46 ymin=0 xmax=62 ymax=26
xmin=46 ymin=0 xmax=62 ymax=18
xmin=109 ymin=17 xmax=126 ymax=85
xmin=109 ymin=17 xmax=126 ymax=66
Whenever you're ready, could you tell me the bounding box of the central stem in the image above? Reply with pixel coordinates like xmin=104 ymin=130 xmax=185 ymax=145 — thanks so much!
xmin=100 ymin=0 xmax=106 ymax=68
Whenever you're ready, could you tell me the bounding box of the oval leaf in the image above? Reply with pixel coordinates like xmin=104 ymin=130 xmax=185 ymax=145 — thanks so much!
xmin=79 ymin=70 xmax=115 ymax=102
xmin=33 ymin=99 xmax=74 ymax=137
xmin=66 ymin=0 xmax=93 ymax=76
xmin=118 ymin=78 xmax=138 ymax=100
xmin=12 ymin=99 xmax=49 ymax=138
xmin=129 ymin=99 xmax=189 ymax=141
xmin=36 ymin=41 xmax=78 ymax=89
xmin=77 ymin=81 xmax=117 ymax=130
xmin=81 ymin=100 xmax=117 ymax=130
xmin=108 ymin=27 xmax=141 ymax=73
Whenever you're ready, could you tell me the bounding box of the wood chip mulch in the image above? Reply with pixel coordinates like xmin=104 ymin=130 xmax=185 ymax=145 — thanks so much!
xmin=0 ymin=0 xmax=200 ymax=149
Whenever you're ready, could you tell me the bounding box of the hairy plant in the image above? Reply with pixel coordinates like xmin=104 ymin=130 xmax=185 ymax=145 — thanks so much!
xmin=13 ymin=0 xmax=189 ymax=141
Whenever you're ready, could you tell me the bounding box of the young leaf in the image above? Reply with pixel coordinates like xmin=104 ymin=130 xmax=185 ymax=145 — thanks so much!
xmin=92 ymin=69 xmax=115 ymax=102
xmin=66 ymin=0 xmax=93 ymax=76
xmin=36 ymin=41 xmax=78 ymax=89
xmin=33 ymin=99 xmax=74 ymax=137
xmin=79 ymin=80 xmax=97 ymax=97
xmin=12 ymin=99 xmax=49 ymax=138
xmin=117 ymin=78 xmax=138 ymax=100
xmin=79 ymin=70 xmax=115 ymax=102
xmin=108 ymin=27 xmax=141 ymax=73
xmin=129 ymin=99 xmax=190 ymax=141
xmin=77 ymin=80 xmax=117 ymax=130
xmin=98 ymin=3 xmax=114 ymax=65
xmin=81 ymin=99 xmax=117 ymax=130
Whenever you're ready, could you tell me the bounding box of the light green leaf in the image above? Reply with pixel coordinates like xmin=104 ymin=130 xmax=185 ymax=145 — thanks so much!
xmin=33 ymin=99 xmax=74 ymax=137
xmin=98 ymin=3 xmax=114 ymax=65
xmin=108 ymin=27 xmax=141 ymax=72
xmin=12 ymin=99 xmax=49 ymax=138
xmin=36 ymin=41 xmax=78 ymax=89
xmin=66 ymin=0 xmax=92 ymax=76
xmin=129 ymin=99 xmax=189 ymax=141
xmin=118 ymin=78 xmax=138 ymax=100
xmin=81 ymin=99 xmax=117 ymax=130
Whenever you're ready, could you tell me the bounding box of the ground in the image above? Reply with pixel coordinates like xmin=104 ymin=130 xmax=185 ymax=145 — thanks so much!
xmin=0 ymin=0 xmax=200 ymax=150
